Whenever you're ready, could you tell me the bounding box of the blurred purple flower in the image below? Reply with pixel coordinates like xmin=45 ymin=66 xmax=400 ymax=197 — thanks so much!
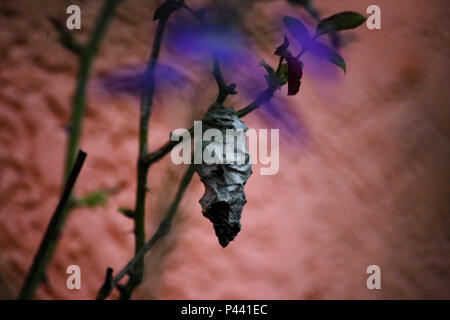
xmin=97 ymin=63 xmax=188 ymax=98
xmin=165 ymin=11 xmax=252 ymax=69
xmin=96 ymin=7 xmax=310 ymax=144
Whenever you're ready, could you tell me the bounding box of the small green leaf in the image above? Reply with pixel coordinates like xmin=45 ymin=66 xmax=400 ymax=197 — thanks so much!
xmin=316 ymin=11 xmax=366 ymax=35
xmin=283 ymin=16 xmax=310 ymax=47
xmin=309 ymin=41 xmax=346 ymax=73
xmin=77 ymin=190 xmax=109 ymax=208
xmin=277 ymin=63 xmax=289 ymax=84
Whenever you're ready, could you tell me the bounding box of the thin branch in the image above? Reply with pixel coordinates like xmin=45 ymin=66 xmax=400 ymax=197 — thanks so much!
xmin=121 ymin=0 xmax=175 ymax=300
xmin=118 ymin=207 xmax=134 ymax=218
xmin=236 ymin=88 xmax=276 ymax=117
xmin=213 ymin=54 xmax=237 ymax=104
xmin=144 ymin=127 xmax=195 ymax=165
xmin=18 ymin=150 xmax=88 ymax=300
xmin=97 ymin=267 xmax=114 ymax=299
xmin=63 ymin=0 xmax=124 ymax=182
xmin=18 ymin=0 xmax=123 ymax=301
xmin=96 ymin=164 xmax=195 ymax=300
xmin=48 ymin=16 xmax=84 ymax=56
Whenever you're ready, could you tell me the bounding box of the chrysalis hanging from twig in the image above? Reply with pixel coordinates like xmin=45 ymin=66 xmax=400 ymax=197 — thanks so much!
xmin=194 ymin=103 xmax=252 ymax=247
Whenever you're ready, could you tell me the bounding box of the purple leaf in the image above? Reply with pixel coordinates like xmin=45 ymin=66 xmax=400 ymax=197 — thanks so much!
xmin=283 ymin=16 xmax=310 ymax=47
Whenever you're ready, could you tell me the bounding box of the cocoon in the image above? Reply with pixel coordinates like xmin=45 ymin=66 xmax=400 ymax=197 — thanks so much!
xmin=194 ymin=103 xmax=252 ymax=247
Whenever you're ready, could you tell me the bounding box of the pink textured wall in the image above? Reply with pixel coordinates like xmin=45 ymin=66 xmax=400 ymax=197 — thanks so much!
xmin=0 ymin=0 xmax=448 ymax=299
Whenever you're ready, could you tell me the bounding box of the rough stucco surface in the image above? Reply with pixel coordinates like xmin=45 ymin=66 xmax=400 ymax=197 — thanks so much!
xmin=0 ymin=0 xmax=449 ymax=299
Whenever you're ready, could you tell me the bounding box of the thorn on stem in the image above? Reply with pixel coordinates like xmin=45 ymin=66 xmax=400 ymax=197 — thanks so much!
xmin=47 ymin=16 xmax=84 ymax=56
xmin=213 ymin=55 xmax=237 ymax=104
xmin=118 ymin=207 xmax=134 ymax=218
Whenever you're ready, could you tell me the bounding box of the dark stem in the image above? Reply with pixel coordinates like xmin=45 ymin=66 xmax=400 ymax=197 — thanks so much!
xmin=236 ymin=88 xmax=275 ymax=117
xmin=213 ymin=54 xmax=237 ymax=104
xmin=47 ymin=17 xmax=84 ymax=56
xmin=18 ymin=150 xmax=87 ymax=300
xmin=96 ymin=164 xmax=195 ymax=300
xmin=64 ymin=0 xmax=124 ymax=182
xmin=18 ymin=0 xmax=122 ymax=301
xmin=97 ymin=267 xmax=114 ymax=299
xmin=120 ymin=14 xmax=170 ymax=300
